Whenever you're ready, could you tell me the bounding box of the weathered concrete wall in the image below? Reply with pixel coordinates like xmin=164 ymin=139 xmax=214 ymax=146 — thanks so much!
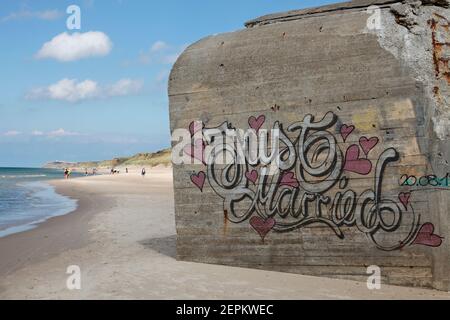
xmin=169 ymin=0 xmax=450 ymax=290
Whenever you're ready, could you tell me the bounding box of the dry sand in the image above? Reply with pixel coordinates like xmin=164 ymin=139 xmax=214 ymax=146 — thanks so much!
xmin=0 ymin=167 xmax=449 ymax=299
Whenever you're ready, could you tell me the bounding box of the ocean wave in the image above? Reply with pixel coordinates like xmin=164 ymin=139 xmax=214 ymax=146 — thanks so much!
xmin=0 ymin=181 xmax=77 ymax=238
xmin=0 ymin=174 xmax=47 ymax=179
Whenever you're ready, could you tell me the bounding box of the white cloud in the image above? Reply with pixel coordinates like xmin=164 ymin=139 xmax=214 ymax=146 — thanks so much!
xmin=28 ymin=129 xmax=81 ymax=138
xmin=2 ymin=129 xmax=84 ymax=138
xmin=107 ymin=79 xmax=143 ymax=97
xmin=31 ymin=130 xmax=142 ymax=144
xmin=47 ymin=129 xmax=81 ymax=137
xmin=2 ymin=9 xmax=63 ymax=22
xmin=27 ymin=78 xmax=143 ymax=103
xmin=138 ymin=41 xmax=186 ymax=65
xmin=35 ymin=31 xmax=113 ymax=62
xmin=151 ymin=41 xmax=168 ymax=52
xmin=27 ymin=79 xmax=99 ymax=103
xmin=3 ymin=130 xmax=21 ymax=136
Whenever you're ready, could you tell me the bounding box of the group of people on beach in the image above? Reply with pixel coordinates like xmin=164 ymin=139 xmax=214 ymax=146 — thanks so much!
xmin=64 ymin=167 xmax=148 ymax=179
xmin=64 ymin=168 xmax=98 ymax=179
xmin=111 ymin=168 xmax=147 ymax=177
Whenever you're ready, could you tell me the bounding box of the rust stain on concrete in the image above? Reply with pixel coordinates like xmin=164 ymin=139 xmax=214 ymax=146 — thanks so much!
xmin=223 ymin=210 xmax=229 ymax=236
xmin=429 ymin=14 xmax=450 ymax=86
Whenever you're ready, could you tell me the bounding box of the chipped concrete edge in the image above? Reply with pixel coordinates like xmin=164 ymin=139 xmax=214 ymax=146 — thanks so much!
xmin=368 ymin=0 xmax=450 ymax=291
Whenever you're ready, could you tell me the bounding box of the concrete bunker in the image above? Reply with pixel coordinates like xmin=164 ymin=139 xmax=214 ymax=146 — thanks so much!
xmin=169 ymin=0 xmax=450 ymax=290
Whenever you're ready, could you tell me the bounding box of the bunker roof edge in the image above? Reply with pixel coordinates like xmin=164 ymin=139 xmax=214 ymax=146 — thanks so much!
xmin=245 ymin=0 xmax=439 ymax=28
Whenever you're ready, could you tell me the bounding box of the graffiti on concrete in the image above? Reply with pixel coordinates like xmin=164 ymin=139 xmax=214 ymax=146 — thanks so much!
xmin=184 ymin=111 xmax=443 ymax=251
xmin=400 ymin=173 xmax=450 ymax=188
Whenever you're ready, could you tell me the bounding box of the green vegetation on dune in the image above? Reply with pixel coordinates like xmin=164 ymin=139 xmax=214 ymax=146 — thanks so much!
xmin=121 ymin=149 xmax=172 ymax=167
xmin=44 ymin=148 xmax=172 ymax=169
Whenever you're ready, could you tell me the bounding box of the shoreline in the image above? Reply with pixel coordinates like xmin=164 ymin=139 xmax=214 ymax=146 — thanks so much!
xmin=0 ymin=177 xmax=105 ymax=277
xmin=1 ymin=168 xmax=450 ymax=299
xmin=0 ymin=165 xmax=160 ymax=241
xmin=0 ymin=180 xmax=78 ymax=239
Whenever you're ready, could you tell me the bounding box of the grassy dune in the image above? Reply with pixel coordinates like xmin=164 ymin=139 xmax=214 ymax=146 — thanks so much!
xmin=44 ymin=148 xmax=172 ymax=170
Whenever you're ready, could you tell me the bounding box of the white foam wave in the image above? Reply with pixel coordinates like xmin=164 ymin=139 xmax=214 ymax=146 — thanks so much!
xmin=0 ymin=174 xmax=47 ymax=179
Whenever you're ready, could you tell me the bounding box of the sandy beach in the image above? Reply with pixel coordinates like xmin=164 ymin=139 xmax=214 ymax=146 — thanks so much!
xmin=0 ymin=167 xmax=449 ymax=300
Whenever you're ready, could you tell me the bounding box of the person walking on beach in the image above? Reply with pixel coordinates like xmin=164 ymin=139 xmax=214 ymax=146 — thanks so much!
xmin=141 ymin=168 xmax=146 ymax=177
xmin=64 ymin=168 xmax=69 ymax=179
xmin=126 ymin=168 xmax=128 ymax=174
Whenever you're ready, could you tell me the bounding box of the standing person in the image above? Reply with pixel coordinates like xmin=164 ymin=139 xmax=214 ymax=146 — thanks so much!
xmin=64 ymin=168 xmax=68 ymax=179
xmin=67 ymin=169 xmax=72 ymax=179
xmin=126 ymin=168 xmax=128 ymax=174
xmin=141 ymin=168 xmax=146 ymax=177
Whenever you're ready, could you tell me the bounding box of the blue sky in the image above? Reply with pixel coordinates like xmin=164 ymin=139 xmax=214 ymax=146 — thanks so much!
xmin=0 ymin=0 xmax=337 ymax=167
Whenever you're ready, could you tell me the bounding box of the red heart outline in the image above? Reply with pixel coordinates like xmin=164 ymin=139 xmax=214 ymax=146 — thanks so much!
xmin=189 ymin=121 xmax=204 ymax=136
xmin=280 ymin=171 xmax=299 ymax=188
xmin=184 ymin=139 xmax=206 ymax=164
xmin=343 ymin=145 xmax=372 ymax=175
xmin=250 ymin=216 xmax=276 ymax=240
xmin=248 ymin=115 xmax=266 ymax=133
xmin=413 ymin=223 xmax=443 ymax=247
xmin=340 ymin=124 xmax=355 ymax=142
xmin=398 ymin=192 xmax=411 ymax=209
xmin=191 ymin=171 xmax=206 ymax=192
xmin=359 ymin=136 xmax=379 ymax=156
xmin=245 ymin=170 xmax=258 ymax=184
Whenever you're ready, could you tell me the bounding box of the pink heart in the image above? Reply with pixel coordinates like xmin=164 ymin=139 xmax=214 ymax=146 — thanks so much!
xmin=184 ymin=139 xmax=205 ymax=164
xmin=250 ymin=216 xmax=276 ymax=240
xmin=398 ymin=192 xmax=411 ymax=209
xmin=245 ymin=170 xmax=258 ymax=184
xmin=191 ymin=171 xmax=206 ymax=192
xmin=343 ymin=145 xmax=372 ymax=175
xmin=340 ymin=124 xmax=355 ymax=142
xmin=280 ymin=171 xmax=299 ymax=188
xmin=359 ymin=136 xmax=379 ymax=156
xmin=248 ymin=115 xmax=266 ymax=133
xmin=413 ymin=223 xmax=443 ymax=247
xmin=189 ymin=121 xmax=203 ymax=136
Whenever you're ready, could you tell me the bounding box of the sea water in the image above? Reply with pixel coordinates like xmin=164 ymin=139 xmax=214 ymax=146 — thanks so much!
xmin=0 ymin=168 xmax=81 ymax=238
